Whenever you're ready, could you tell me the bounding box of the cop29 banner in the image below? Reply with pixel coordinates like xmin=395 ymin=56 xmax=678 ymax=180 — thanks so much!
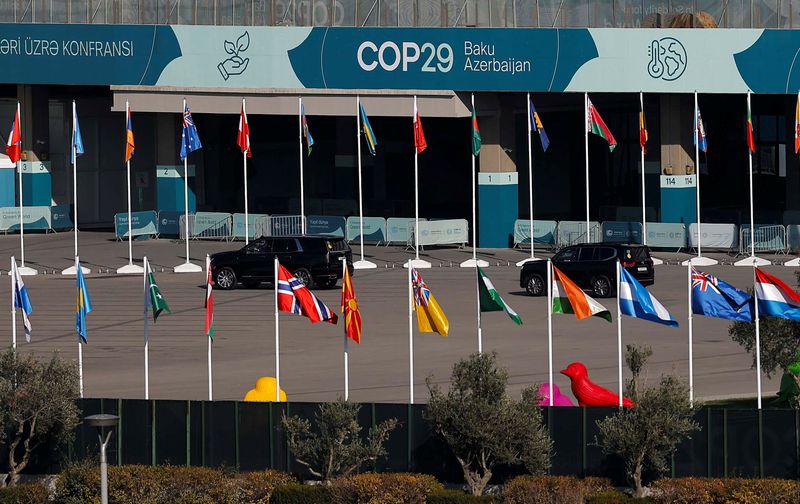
xmin=0 ymin=23 xmax=797 ymax=93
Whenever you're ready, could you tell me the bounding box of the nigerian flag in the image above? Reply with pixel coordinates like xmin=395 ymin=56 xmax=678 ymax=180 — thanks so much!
xmin=477 ymin=267 xmax=522 ymax=325
xmin=145 ymin=258 xmax=170 ymax=323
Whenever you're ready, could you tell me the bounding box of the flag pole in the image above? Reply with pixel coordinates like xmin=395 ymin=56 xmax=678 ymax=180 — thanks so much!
xmin=408 ymin=259 xmax=414 ymax=404
xmin=143 ymin=256 xmax=149 ymax=400
xmin=15 ymin=101 xmax=35 ymax=275
xmin=298 ymin=97 xmax=306 ymax=235
xmin=410 ymin=97 xmax=431 ymax=270
xmin=243 ymin=98 xmax=250 ymax=245
xmin=736 ymin=91 xmax=769 ymax=267
xmin=472 ymin=93 xmax=477 ymax=263
xmin=527 ymin=93 xmax=535 ymax=260
xmin=353 ymin=95 xmax=376 ymax=270
xmin=477 ymin=265 xmax=482 ymax=353
xmin=118 ymin=102 xmax=143 ymax=274
xmin=343 ymin=259 xmax=349 ymax=401
xmin=695 ymin=91 xmax=701 ymax=261
xmin=753 ymin=261 xmax=762 ymax=409
xmin=10 ymin=257 xmax=16 ymax=352
xmin=584 ymin=92 xmax=590 ymax=238
xmin=274 ymin=256 xmax=281 ymax=401
xmin=63 ymin=101 xmax=87 ymax=275
xmin=547 ymin=259 xmax=553 ymax=406
xmin=206 ymin=254 xmax=213 ymax=401
xmin=174 ymin=99 xmax=202 ymax=273
xmin=77 ymin=256 xmax=83 ymax=398
xmin=616 ymin=260 xmax=623 ymax=408
xmin=687 ymin=260 xmax=694 ymax=407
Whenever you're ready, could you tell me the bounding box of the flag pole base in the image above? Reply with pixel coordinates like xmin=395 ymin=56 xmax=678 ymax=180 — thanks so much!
xmin=734 ymin=256 xmax=771 ymax=267
xmin=680 ymin=256 xmax=718 ymax=266
xmin=651 ymin=257 xmax=664 ymax=266
xmin=785 ymin=257 xmax=800 ymax=267
xmin=11 ymin=266 xmax=38 ymax=276
xmin=62 ymin=265 xmax=91 ymax=275
xmin=353 ymin=260 xmax=378 ymax=270
xmin=116 ymin=264 xmax=144 ymax=274
xmin=404 ymin=259 xmax=432 ymax=269
xmin=515 ymin=257 xmax=544 ymax=266
xmin=459 ymin=258 xmax=490 ymax=268
xmin=174 ymin=262 xmax=203 ymax=273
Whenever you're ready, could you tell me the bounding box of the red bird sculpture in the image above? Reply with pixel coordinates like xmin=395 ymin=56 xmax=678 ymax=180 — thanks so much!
xmin=560 ymin=362 xmax=634 ymax=408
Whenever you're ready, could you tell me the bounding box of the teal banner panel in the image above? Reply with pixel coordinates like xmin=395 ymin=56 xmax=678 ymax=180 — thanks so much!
xmin=50 ymin=204 xmax=72 ymax=230
xmin=233 ymin=213 xmax=268 ymax=239
xmin=513 ymin=219 xmax=557 ymax=246
xmin=346 ymin=217 xmax=386 ymax=242
xmin=478 ymin=172 xmax=517 ymax=248
xmin=115 ymin=211 xmax=158 ymax=238
xmin=645 ymin=223 xmax=686 ymax=249
xmin=0 ymin=166 xmax=13 ymax=207
xmin=307 ymin=215 xmax=345 ymax=237
xmin=157 ymin=211 xmax=184 ymax=236
xmin=601 ymin=221 xmax=643 ymax=244
xmin=192 ymin=212 xmax=232 ymax=238
xmin=0 ymin=206 xmax=51 ymax=231
xmin=386 ymin=217 xmax=418 ymax=244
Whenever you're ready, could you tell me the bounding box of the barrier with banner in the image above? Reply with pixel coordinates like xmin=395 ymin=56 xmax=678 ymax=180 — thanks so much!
xmin=386 ymin=217 xmax=419 ymax=245
xmin=739 ymin=224 xmax=787 ymax=254
xmin=0 ymin=206 xmax=52 ymax=231
xmin=688 ymin=223 xmax=738 ymax=250
xmin=189 ymin=212 xmax=232 ymax=239
xmin=157 ymin=211 xmax=185 ymax=236
xmin=645 ymin=223 xmax=686 ymax=250
xmin=346 ymin=217 xmax=387 ymax=243
xmin=233 ymin=213 xmax=268 ymax=239
xmin=556 ymin=221 xmax=601 ymax=247
xmin=306 ymin=215 xmax=346 ymax=237
xmin=513 ymin=219 xmax=558 ymax=247
xmin=114 ymin=211 xmax=158 ymax=239
xmin=600 ymin=221 xmax=643 ymax=244
xmin=412 ymin=219 xmax=469 ymax=247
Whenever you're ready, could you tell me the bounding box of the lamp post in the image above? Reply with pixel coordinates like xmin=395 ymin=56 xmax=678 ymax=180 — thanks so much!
xmin=85 ymin=414 xmax=119 ymax=504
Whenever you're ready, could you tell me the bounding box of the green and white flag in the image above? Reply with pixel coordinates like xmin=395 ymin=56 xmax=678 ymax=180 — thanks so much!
xmin=477 ymin=267 xmax=522 ymax=325
xmin=145 ymin=258 xmax=170 ymax=323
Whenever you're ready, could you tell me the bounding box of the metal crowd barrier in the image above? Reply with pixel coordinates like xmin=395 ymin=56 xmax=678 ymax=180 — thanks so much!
xmin=556 ymin=221 xmax=601 ymax=248
xmin=179 ymin=213 xmax=233 ymax=241
xmin=739 ymin=224 xmax=787 ymax=255
xmin=254 ymin=215 xmax=306 ymax=238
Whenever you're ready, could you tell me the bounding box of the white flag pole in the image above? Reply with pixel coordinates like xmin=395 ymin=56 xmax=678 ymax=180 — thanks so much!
xmin=547 ymin=259 xmax=553 ymax=407
xmin=736 ymin=91 xmax=769 ymax=267
xmin=63 ymin=101 xmax=87 ymax=275
xmin=408 ymin=259 xmax=414 ymax=404
xmin=687 ymin=261 xmax=694 ymax=407
xmin=460 ymin=94 xmax=486 ymax=269
xmin=174 ymin=99 xmax=201 ymax=273
xmin=477 ymin=266 xmax=482 ymax=353
xmin=754 ymin=262 xmax=762 ymax=409
xmin=343 ymin=259 xmax=349 ymax=401
xmin=410 ymin=97 xmax=431 ymax=270
xmin=10 ymin=257 xmax=17 ymax=352
xmin=243 ymin=98 xmax=250 ymax=245
xmin=274 ymin=256 xmax=281 ymax=401
xmin=616 ymin=260 xmax=623 ymax=408
xmin=517 ymin=93 xmax=538 ymax=267
xmin=117 ymin=100 xmax=143 ymax=274
xmin=299 ymin=97 xmax=306 ymax=235
xmin=206 ymin=254 xmax=213 ymax=401
xmin=353 ymin=96 xmax=376 ymax=270
xmin=584 ymin=92 xmax=590 ymax=237
xmin=15 ymin=102 xmax=35 ymax=275
xmin=684 ymin=92 xmax=717 ymax=267
xmin=143 ymin=256 xmax=149 ymax=400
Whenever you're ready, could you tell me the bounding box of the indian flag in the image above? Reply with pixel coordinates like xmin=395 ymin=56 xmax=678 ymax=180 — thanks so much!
xmin=586 ymin=96 xmax=617 ymax=152
xmin=552 ymin=265 xmax=611 ymax=322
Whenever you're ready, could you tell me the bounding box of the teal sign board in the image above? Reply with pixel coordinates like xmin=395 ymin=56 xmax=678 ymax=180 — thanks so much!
xmin=0 ymin=24 xmax=796 ymax=93
xmin=308 ymin=215 xmax=345 ymax=237
xmin=115 ymin=211 xmax=158 ymax=238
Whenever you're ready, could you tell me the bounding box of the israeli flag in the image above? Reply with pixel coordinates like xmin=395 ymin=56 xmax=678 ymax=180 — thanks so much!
xmin=11 ymin=258 xmax=32 ymax=342
xmin=619 ymin=267 xmax=678 ymax=327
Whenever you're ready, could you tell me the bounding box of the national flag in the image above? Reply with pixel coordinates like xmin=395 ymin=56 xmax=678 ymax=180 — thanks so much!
xmin=477 ymin=267 xmax=522 ymax=325
xmin=694 ymin=102 xmax=708 ymax=153
xmin=180 ymin=101 xmax=202 ymax=160
xmin=278 ymin=263 xmax=338 ymax=324
xmin=301 ymin=103 xmax=314 ymax=155
xmin=75 ymin=258 xmax=92 ymax=344
xmin=586 ymin=97 xmax=617 ymax=152
xmin=414 ymin=107 xmax=427 ymax=154
xmin=71 ymin=103 xmax=84 ymax=165
xmin=125 ymin=102 xmax=135 ymax=162
xmin=341 ymin=267 xmax=361 ymax=344
xmin=552 ymin=265 xmax=611 ymax=322
xmin=205 ymin=255 xmax=214 ymax=339
xmin=145 ymin=258 xmax=170 ymax=324
xmin=471 ymin=106 xmax=481 ymax=156
xmin=411 ymin=267 xmax=449 ymax=336
xmin=6 ymin=104 xmax=21 ymax=163
xmin=639 ymin=101 xmax=648 ymax=154
xmin=691 ymin=268 xmax=752 ymax=322
xmin=619 ymin=267 xmax=678 ymax=327
xmin=746 ymin=96 xmax=756 ymax=154
xmin=237 ymin=100 xmax=251 ymax=158
xmin=11 ymin=257 xmax=32 ymax=342
xmin=359 ymin=102 xmax=377 ymax=156
xmin=795 ymin=93 xmax=800 ymax=154
xmin=529 ymin=98 xmax=550 ymax=152
xmin=755 ymin=267 xmax=800 ymax=320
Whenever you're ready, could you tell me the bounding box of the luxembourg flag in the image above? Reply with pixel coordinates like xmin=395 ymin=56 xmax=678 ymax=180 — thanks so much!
xmin=754 ymin=267 xmax=800 ymax=320
xmin=619 ymin=267 xmax=678 ymax=327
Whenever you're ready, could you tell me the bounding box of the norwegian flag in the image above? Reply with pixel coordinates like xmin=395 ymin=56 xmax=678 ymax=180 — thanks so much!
xmin=277 ymin=264 xmax=338 ymax=324
xmin=237 ymin=99 xmax=251 ymax=158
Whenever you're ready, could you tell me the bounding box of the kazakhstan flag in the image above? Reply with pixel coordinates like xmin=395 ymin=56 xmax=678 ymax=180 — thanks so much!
xmin=75 ymin=258 xmax=92 ymax=344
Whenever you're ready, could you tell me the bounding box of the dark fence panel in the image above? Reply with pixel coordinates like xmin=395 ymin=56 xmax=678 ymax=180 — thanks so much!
xmin=154 ymin=400 xmax=187 ymax=466
xmin=238 ymin=402 xmax=270 ymax=471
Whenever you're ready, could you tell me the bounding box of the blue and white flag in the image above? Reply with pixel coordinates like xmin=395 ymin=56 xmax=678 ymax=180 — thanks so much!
xmin=694 ymin=103 xmax=707 ymax=153
xmin=180 ymin=101 xmax=202 ymax=160
xmin=71 ymin=102 xmax=84 ymax=165
xmin=691 ymin=268 xmax=752 ymax=322
xmin=11 ymin=257 xmax=32 ymax=342
xmin=619 ymin=267 xmax=678 ymax=327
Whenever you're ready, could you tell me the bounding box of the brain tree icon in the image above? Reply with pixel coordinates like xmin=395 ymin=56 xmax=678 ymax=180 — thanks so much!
xmin=218 ymin=32 xmax=250 ymax=80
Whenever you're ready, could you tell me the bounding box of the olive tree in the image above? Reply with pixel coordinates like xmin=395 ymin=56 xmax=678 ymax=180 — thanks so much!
xmin=424 ymin=352 xmax=552 ymax=496
xmin=0 ymin=350 xmax=80 ymax=486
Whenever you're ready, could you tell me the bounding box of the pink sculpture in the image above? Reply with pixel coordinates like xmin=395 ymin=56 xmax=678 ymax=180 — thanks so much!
xmin=538 ymin=383 xmax=575 ymax=407
xmin=560 ymin=362 xmax=634 ymax=408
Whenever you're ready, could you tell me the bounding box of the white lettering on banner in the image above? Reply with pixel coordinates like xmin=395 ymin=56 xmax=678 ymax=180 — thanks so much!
xmin=357 ymin=41 xmax=453 ymax=73
xmin=0 ymin=37 xmax=134 ymax=58
xmin=0 ymin=37 xmax=20 ymax=55
xmin=463 ymin=41 xmax=531 ymax=76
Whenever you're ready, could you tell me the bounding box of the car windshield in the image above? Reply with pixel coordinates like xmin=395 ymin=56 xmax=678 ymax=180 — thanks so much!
xmin=244 ymin=240 xmax=269 ymax=254
xmin=326 ymin=239 xmax=349 ymax=252
xmin=554 ymin=248 xmax=578 ymax=262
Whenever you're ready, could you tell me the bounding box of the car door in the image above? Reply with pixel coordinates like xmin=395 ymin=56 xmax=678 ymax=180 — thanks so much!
xmin=239 ymin=238 xmax=272 ymax=279
xmin=552 ymin=247 xmax=580 ymax=279
xmin=272 ymin=238 xmax=299 ymax=271
xmin=575 ymin=246 xmax=597 ymax=287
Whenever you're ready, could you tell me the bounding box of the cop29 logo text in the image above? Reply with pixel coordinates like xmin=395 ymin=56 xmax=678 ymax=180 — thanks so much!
xmin=647 ymin=37 xmax=687 ymax=81
xmin=357 ymin=41 xmax=453 ymax=73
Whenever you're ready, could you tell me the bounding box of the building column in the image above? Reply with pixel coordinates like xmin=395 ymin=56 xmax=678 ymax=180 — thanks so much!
xmin=658 ymin=94 xmax=697 ymax=224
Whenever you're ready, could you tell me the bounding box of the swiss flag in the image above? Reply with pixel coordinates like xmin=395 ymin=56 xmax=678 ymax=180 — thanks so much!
xmin=6 ymin=104 xmax=21 ymax=163
xmin=237 ymin=100 xmax=251 ymax=158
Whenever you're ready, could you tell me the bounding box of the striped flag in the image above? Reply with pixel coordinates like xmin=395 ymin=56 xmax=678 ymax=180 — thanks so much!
xmin=11 ymin=257 xmax=32 ymax=342
xmin=552 ymin=265 xmax=611 ymax=322
xmin=694 ymin=102 xmax=708 ymax=153
xmin=301 ymin=103 xmax=314 ymax=155
xmin=586 ymin=97 xmax=616 ymax=152
xmin=237 ymin=100 xmax=252 ymax=158
xmin=471 ymin=106 xmax=481 ymax=156
xmin=359 ymin=102 xmax=377 ymax=156
xmin=125 ymin=102 xmax=135 ymax=162
xmin=529 ymin=98 xmax=550 ymax=152
xmin=277 ymin=263 xmax=338 ymax=324
xmin=619 ymin=267 xmax=677 ymax=327
xmin=755 ymin=267 xmax=800 ymax=320
xmin=478 ymin=267 xmax=522 ymax=325
xmin=205 ymin=256 xmax=214 ymax=339
xmin=75 ymin=258 xmax=92 ymax=343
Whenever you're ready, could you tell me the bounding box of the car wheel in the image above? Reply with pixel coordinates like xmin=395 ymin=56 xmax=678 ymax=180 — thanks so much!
xmin=525 ymin=274 xmax=545 ymax=296
xmin=317 ymin=277 xmax=337 ymax=289
xmin=592 ymin=275 xmax=613 ymax=298
xmin=215 ymin=267 xmax=237 ymax=290
xmin=293 ymin=268 xmax=313 ymax=288
xmin=242 ymin=280 xmax=260 ymax=289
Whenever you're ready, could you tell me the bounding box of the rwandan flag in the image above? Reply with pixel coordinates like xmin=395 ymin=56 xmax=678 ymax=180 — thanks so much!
xmin=359 ymin=102 xmax=377 ymax=155
xmin=75 ymin=258 xmax=92 ymax=344
xmin=125 ymin=102 xmax=135 ymax=162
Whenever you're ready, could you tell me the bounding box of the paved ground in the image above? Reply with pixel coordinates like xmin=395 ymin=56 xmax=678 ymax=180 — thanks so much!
xmin=1 ymin=231 xmax=795 ymax=404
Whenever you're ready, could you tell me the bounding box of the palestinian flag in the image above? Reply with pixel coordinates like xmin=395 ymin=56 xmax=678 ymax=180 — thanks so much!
xmin=145 ymin=258 xmax=170 ymax=323
xmin=477 ymin=267 xmax=522 ymax=325
xmin=586 ymin=97 xmax=617 ymax=152
xmin=552 ymin=265 xmax=611 ymax=322
xmin=471 ymin=107 xmax=481 ymax=156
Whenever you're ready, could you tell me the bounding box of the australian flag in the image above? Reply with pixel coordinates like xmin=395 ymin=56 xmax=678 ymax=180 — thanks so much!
xmin=180 ymin=101 xmax=202 ymax=161
xmin=691 ymin=268 xmax=752 ymax=322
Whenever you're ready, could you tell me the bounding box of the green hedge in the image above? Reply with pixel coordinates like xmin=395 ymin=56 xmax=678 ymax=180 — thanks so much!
xmin=268 ymin=484 xmax=332 ymax=504
xmin=0 ymin=483 xmax=51 ymax=504
xmin=427 ymin=489 xmax=498 ymax=503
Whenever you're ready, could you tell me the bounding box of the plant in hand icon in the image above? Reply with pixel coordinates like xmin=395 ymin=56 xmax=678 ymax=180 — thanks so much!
xmin=218 ymin=32 xmax=250 ymax=80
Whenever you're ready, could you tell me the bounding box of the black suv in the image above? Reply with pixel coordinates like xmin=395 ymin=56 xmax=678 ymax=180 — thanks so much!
xmin=519 ymin=244 xmax=654 ymax=298
xmin=210 ymin=235 xmax=353 ymax=290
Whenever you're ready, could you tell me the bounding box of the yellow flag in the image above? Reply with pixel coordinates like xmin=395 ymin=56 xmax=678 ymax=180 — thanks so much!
xmin=411 ymin=268 xmax=449 ymax=336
